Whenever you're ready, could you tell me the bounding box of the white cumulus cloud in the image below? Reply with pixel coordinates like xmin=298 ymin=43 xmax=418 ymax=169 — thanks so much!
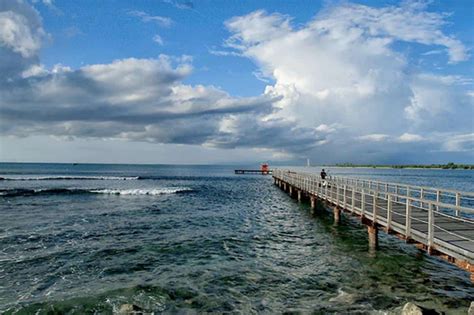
xmin=222 ymin=2 xmax=473 ymax=161
xmin=0 ymin=1 xmax=46 ymax=58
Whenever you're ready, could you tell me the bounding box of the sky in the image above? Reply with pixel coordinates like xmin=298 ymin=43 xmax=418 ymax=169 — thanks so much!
xmin=0 ymin=0 xmax=473 ymax=165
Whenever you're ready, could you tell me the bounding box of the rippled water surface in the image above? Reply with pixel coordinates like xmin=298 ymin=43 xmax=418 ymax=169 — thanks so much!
xmin=0 ymin=163 xmax=472 ymax=314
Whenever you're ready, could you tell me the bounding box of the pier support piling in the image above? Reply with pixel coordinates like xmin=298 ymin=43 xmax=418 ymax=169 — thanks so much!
xmin=368 ymin=225 xmax=378 ymax=250
xmin=333 ymin=207 xmax=341 ymax=225
xmin=297 ymin=190 xmax=302 ymax=202
xmin=310 ymin=196 xmax=316 ymax=214
xmin=289 ymin=185 xmax=293 ymax=197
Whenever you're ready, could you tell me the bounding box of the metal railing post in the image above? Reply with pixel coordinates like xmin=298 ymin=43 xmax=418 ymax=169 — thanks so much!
xmin=455 ymin=192 xmax=460 ymax=216
xmin=420 ymin=188 xmax=425 ymax=209
xmin=328 ymin=182 xmax=331 ymax=201
xmin=428 ymin=203 xmax=434 ymax=254
xmin=343 ymin=185 xmax=347 ymax=209
xmin=373 ymin=192 xmax=377 ymax=224
xmin=361 ymin=189 xmax=365 ymax=219
xmin=351 ymin=188 xmax=355 ymax=213
xmin=436 ymin=190 xmax=440 ymax=211
xmin=387 ymin=194 xmax=392 ymax=231
xmin=324 ymin=181 xmax=327 ymax=200
xmin=405 ymin=199 xmax=411 ymax=239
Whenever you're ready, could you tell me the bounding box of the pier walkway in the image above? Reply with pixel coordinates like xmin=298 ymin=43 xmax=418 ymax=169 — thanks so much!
xmin=272 ymin=169 xmax=474 ymax=280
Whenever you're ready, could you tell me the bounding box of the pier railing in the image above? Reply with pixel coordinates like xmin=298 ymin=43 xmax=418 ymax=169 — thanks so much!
xmin=329 ymin=175 xmax=474 ymax=218
xmin=273 ymin=169 xmax=474 ymax=264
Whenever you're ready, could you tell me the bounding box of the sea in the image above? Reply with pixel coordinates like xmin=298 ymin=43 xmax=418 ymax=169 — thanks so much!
xmin=0 ymin=163 xmax=473 ymax=314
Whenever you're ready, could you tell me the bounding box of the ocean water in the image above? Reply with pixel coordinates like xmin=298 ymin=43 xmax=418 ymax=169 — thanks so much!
xmin=0 ymin=163 xmax=472 ymax=314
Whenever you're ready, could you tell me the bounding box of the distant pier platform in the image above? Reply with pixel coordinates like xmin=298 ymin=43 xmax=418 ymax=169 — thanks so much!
xmin=234 ymin=169 xmax=272 ymax=175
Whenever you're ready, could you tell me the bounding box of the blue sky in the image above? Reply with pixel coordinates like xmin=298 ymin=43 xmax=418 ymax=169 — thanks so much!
xmin=0 ymin=0 xmax=473 ymax=164
xmin=37 ymin=0 xmax=473 ymax=94
xmin=38 ymin=0 xmax=327 ymax=96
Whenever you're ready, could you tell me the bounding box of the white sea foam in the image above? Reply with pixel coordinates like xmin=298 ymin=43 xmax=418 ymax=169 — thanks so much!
xmin=90 ymin=188 xmax=192 ymax=195
xmin=329 ymin=288 xmax=357 ymax=304
xmin=0 ymin=187 xmax=193 ymax=197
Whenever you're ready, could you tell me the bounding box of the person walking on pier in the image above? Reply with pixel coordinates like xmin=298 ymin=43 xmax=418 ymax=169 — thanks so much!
xmin=320 ymin=169 xmax=327 ymax=180
xmin=320 ymin=169 xmax=328 ymax=187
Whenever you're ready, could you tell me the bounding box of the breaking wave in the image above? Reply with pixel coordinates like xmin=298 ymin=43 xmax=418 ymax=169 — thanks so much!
xmin=0 ymin=187 xmax=193 ymax=197
xmin=90 ymin=188 xmax=193 ymax=195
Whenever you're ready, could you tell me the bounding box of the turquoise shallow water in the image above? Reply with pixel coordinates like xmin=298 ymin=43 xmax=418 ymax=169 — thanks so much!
xmin=0 ymin=163 xmax=473 ymax=314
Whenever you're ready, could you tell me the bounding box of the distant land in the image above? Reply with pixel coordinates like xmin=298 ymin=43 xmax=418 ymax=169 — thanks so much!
xmin=331 ymin=162 xmax=474 ymax=170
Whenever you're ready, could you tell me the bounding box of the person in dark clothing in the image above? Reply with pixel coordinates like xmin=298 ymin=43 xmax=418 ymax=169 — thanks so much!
xmin=320 ymin=169 xmax=327 ymax=180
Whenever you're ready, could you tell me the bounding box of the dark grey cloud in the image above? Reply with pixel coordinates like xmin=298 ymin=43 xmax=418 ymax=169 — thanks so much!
xmin=0 ymin=69 xmax=318 ymax=149
xmin=208 ymin=115 xmax=324 ymax=153
xmin=0 ymin=1 xmax=322 ymax=158
xmin=0 ymin=1 xmax=327 ymax=158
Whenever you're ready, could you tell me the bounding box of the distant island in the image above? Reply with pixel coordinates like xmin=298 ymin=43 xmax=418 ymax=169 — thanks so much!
xmin=332 ymin=162 xmax=474 ymax=170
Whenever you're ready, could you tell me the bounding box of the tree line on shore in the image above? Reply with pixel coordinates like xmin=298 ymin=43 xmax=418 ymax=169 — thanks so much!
xmin=332 ymin=162 xmax=474 ymax=169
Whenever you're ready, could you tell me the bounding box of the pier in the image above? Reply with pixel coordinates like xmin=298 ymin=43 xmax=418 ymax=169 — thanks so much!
xmin=272 ymin=169 xmax=474 ymax=280
xmin=235 ymin=163 xmax=272 ymax=175
xmin=235 ymin=169 xmax=272 ymax=175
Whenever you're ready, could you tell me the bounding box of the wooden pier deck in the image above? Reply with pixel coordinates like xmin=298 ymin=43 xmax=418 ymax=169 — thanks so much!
xmin=272 ymin=169 xmax=474 ymax=280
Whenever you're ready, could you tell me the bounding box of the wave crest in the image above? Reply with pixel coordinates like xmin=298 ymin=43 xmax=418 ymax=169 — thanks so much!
xmin=90 ymin=188 xmax=192 ymax=195
xmin=0 ymin=187 xmax=193 ymax=197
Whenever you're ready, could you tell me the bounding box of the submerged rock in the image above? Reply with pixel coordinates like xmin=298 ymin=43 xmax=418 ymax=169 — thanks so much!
xmin=402 ymin=303 xmax=424 ymax=315
xmin=117 ymin=303 xmax=144 ymax=314
xmin=401 ymin=302 xmax=441 ymax=315
xmin=329 ymin=289 xmax=357 ymax=304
